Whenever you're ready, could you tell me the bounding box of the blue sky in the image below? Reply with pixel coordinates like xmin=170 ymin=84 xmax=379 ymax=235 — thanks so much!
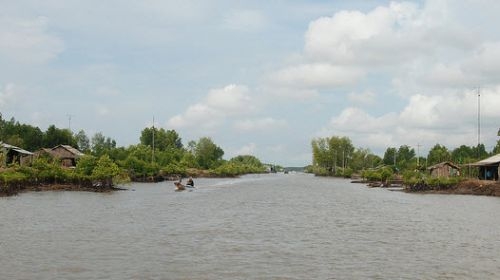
xmin=1 ymin=0 xmax=500 ymax=166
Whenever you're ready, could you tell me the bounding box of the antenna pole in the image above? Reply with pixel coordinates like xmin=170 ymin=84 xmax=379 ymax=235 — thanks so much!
xmin=477 ymin=86 xmax=481 ymax=158
xmin=152 ymin=115 xmax=155 ymax=164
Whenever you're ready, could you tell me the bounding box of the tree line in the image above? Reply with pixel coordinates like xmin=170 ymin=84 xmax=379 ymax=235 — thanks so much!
xmin=0 ymin=114 xmax=266 ymax=180
xmin=310 ymin=135 xmax=500 ymax=179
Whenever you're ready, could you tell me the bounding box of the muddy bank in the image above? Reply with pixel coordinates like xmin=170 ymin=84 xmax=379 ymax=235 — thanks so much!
xmin=406 ymin=179 xmax=500 ymax=197
xmin=0 ymin=183 xmax=126 ymax=197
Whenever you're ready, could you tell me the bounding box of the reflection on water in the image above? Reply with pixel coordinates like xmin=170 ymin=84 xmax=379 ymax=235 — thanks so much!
xmin=1 ymin=173 xmax=500 ymax=279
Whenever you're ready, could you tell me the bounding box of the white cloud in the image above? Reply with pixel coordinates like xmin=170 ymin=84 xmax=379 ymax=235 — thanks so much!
xmin=270 ymin=63 xmax=363 ymax=89
xmin=233 ymin=117 xmax=287 ymax=132
xmin=348 ymin=90 xmax=376 ymax=105
xmin=167 ymin=103 xmax=223 ymax=130
xmin=205 ymin=84 xmax=254 ymax=115
xmin=304 ymin=2 xmax=422 ymax=65
xmin=319 ymin=90 xmax=500 ymax=154
xmin=262 ymin=85 xmax=319 ymax=101
xmin=463 ymin=42 xmax=500 ymax=84
xmin=167 ymin=84 xmax=254 ymax=129
xmin=0 ymin=83 xmax=19 ymax=108
xmin=322 ymin=107 xmax=397 ymax=135
xmin=234 ymin=143 xmax=257 ymax=156
xmin=0 ymin=16 xmax=64 ymax=64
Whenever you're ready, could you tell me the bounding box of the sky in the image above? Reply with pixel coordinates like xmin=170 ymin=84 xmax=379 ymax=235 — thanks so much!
xmin=1 ymin=0 xmax=500 ymax=167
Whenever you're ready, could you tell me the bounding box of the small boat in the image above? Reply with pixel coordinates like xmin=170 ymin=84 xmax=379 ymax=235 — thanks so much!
xmin=174 ymin=181 xmax=195 ymax=191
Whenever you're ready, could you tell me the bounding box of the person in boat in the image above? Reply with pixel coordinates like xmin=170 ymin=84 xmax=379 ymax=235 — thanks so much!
xmin=186 ymin=177 xmax=194 ymax=187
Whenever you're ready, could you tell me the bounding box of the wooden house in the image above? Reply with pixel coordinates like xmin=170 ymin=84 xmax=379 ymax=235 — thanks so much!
xmin=0 ymin=142 xmax=33 ymax=167
xmin=471 ymin=154 xmax=500 ymax=181
xmin=34 ymin=145 xmax=84 ymax=168
xmin=50 ymin=145 xmax=84 ymax=167
xmin=427 ymin=161 xmax=460 ymax=178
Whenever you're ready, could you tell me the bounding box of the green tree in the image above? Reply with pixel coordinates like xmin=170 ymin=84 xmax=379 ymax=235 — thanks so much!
xmin=471 ymin=144 xmax=488 ymax=159
xmin=350 ymin=148 xmax=370 ymax=172
xmin=140 ymin=127 xmax=183 ymax=151
xmin=0 ymin=116 xmax=44 ymax=151
xmin=75 ymin=155 xmax=97 ymax=176
xmin=329 ymin=136 xmax=354 ymax=169
xmin=365 ymin=154 xmax=383 ymax=169
xmin=92 ymin=154 xmax=120 ymax=187
xmin=427 ymin=144 xmax=451 ymax=166
xmin=311 ymin=136 xmax=355 ymax=175
xmin=396 ymin=145 xmax=416 ymax=170
xmin=230 ymin=155 xmax=263 ymax=167
xmin=451 ymin=145 xmax=475 ymax=164
xmin=311 ymin=137 xmax=331 ymax=170
xmin=5 ymin=134 xmax=23 ymax=147
xmin=44 ymin=125 xmax=75 ymax=147
xmin=75 ymin=130 xmax=90 ymax=152
xmin=91 ymin=132 xmax=116 ymax=157
xmin=383 ymin=147 xmax=397 ymax=166
xmin=193 ymin=137 xmax=224 ymax=169
xmin=492 ymin=140 xmax=500 ymax=155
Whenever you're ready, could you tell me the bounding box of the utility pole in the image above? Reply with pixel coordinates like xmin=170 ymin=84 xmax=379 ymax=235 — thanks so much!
xmin=67 ymin=114 xmax=73 ymax=131
xmin=152 ymin=115 xmax=155 ymax=164
xmin=67 ymin=114 xmax=74 ymax=145
xmin=416 ymin=143 xmax=421 ymax=168
xmin=477 ymin=86 xmax=481 ymax=158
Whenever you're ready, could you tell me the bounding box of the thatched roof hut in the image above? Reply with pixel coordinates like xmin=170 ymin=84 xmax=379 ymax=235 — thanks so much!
xmin=34 ymin=145 xmax=84 ymax=167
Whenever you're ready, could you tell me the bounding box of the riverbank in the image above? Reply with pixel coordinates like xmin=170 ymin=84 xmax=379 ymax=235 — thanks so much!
xmin=356 ymin=178 xmax=500 ymax=197
xmin=406 ymin=179 xmax=500 ymax=196
xmin=0 ymin=183 xmax=127 ymax=197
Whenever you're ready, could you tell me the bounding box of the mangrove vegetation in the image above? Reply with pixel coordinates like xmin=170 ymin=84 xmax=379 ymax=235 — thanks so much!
xmin=0 ymin=114 xmax=267 ymax=195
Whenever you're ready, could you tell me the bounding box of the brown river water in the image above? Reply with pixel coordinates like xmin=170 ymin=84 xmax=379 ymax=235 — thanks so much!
xmin=1 ymin=173 xmax=500 ymax=279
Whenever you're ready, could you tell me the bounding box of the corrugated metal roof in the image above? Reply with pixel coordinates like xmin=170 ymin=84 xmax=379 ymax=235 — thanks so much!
xmin=471 ymin=154 xmax=500 ymax=166
xmin=0 ymin=142 xmax=33 ymax=155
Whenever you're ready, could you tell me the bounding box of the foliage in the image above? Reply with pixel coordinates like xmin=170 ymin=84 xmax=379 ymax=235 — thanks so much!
xmin=140 ymin=127 xmax=183 ymax=150
xmin=193 ymin=137 xmax=224 ymax=169
xmin=493 ymin=140 xmax=500 ymax=155
xmin=312 ymin=136 xmax=382 ymax=177
xmin=44 ymin=125 xmax=76 ymax=148
xmin=75 ymin=130 xmax=90 ymax=153
xmin=383 ymin=147 xmax=397 ymax=166
xmin=361 ymin=166 xmax=394 ymax=182
xmin=403 ymin=170 xmax=463 ymax=190
xmin=92 ymin=155 xmax=121 ymax=186
xmin=0 ymin=169 xmax=29 ymax=185
xmin=211 ymin=161 xmax=266 ymax=177
xmin=91 ymin=132 xmax=117 ymax=157
xmin=31 ymin=157 xmax=70 ymax=183
xmin=161 ymin=163 xmax=187 ymax=177
xmin=229 ymin=155 xmax=263 ymax=167
xmin=427 ymin=144 xmax=451 ymax=166
xmin=75 ymin=155 xmax=97 ymax=176
xmin=311 ymin=136 xmax=355 ymax=175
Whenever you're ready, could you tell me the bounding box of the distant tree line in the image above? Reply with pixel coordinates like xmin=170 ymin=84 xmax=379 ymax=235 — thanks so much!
xmin=0 ymin=114 xmax=266 ymax=181
xmin=310 ymin=135 xmax=500 ymax=179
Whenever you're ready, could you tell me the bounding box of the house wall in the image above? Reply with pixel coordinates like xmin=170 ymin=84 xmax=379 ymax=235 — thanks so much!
xmin=430 ymin=165 xmax=459 ymax=178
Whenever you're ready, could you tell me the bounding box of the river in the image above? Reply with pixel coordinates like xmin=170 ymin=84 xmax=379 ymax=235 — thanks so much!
xmin=1 ymin=173 xmax=500 ymax=279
